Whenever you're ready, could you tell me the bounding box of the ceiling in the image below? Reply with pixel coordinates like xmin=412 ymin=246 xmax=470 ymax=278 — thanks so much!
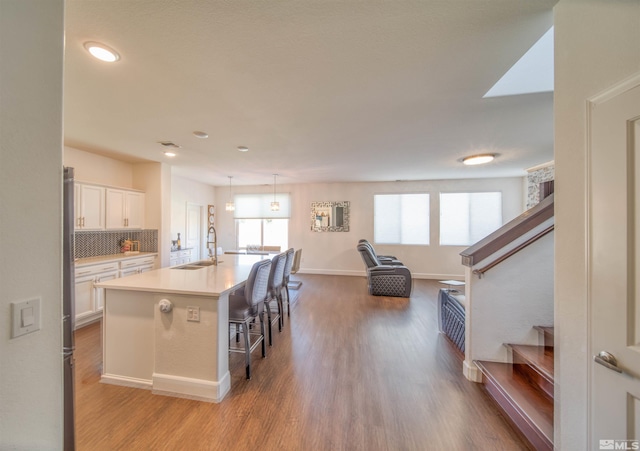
xmin=63 ymin=0 xmax=556 ymax=187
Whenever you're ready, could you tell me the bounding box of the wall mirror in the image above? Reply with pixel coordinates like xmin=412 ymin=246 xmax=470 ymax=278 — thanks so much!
xmin=311 ymin=201 xmax=350 ymax=232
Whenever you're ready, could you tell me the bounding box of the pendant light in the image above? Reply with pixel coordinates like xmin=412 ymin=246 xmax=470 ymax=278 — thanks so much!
xmin=225 ymin=176 xmax=235 ymax=211
xmin=271 ymin=174 xmax=280 ymax=211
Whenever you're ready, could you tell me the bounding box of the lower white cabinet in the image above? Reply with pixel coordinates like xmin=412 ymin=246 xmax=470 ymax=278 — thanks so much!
xmin=95 ymin=270 xmax=118 ymax=312
xmin=119 ymin=255 xmax=157 ymax=277
xmin=74 ymin=261 xmax=119 ymax=329
xmin=170 ymin=249 xmax=192 ymax=266
xmin=74 ymin=254 xmax=157 ymax=328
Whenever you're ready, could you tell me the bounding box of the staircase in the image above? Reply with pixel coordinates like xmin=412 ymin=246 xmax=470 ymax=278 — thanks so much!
xmin=475 ymin=326 xmax=554 ymax=451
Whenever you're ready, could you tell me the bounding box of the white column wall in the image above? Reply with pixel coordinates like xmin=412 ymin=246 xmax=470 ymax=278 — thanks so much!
xmin=0 ymin=0 xmax=65 ymax=447
xmin=554 ymin=1 xmax=640 ymax=449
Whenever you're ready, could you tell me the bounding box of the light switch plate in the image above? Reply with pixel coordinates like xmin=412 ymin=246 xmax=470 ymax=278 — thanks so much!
xmin=11 ymin=298 xmax=41 ymax=338
xmin=187 ymin=306 xmax=200 ymax=322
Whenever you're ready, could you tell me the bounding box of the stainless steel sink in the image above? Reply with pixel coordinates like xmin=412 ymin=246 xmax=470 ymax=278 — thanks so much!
xmin=190 ymin=260 xmax=217 ymax=266
xmin=171 ymin=260 xmax=220 ymax=270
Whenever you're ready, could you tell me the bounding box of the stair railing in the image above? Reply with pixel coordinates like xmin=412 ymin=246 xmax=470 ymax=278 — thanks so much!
xmin=472 ymin=224 xmax=554 ymax=278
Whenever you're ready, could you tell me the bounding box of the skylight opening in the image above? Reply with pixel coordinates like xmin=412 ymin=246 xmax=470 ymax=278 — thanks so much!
xmin=484 ymin=26 xmax=554 ymax=98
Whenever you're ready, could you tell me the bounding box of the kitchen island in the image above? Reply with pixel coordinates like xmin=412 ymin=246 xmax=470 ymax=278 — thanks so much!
xmin=95 ymin=254 xmax=268 ymax=403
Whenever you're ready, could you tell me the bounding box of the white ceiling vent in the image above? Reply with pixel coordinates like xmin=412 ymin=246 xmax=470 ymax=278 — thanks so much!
xmin=158 ymin=141 xmax=182 ymax=149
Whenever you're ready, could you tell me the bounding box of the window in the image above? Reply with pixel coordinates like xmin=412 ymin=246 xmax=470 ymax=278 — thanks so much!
xmin=439 ymin=192 xmax=502 ymax=246
xmin=374 ymin=194 xmax=430 ymax=245
xmin=237 ymin=218 xmax=288 ymax=250
xmin=234 ymin=193 xmax=290 ymax=250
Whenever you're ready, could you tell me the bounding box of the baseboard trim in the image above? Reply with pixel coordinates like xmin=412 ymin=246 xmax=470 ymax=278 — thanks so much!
xmin=101 ymin=373 xmax=153 ymax=390
xmin=297 ymin=269 xmax=464 ymax=280
xmin=463 ymin=360 xmax=483 ymax=382
xmin=298 ymin=269 xmax=362 ymax=277
xmin=151 ymin=371 xmax=231 ymax=403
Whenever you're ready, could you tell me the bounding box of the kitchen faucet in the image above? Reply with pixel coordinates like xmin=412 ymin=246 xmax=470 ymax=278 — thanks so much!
xmin=207 ymin=225 xmax=219 ymax=265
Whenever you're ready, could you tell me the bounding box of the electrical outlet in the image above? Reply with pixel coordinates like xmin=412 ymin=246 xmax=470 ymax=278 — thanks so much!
xmin=187 ymin=306 xmax=200 ymax=322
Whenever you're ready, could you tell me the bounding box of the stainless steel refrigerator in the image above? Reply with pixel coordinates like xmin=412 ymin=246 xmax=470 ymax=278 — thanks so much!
xmin=63 ymin=167 xmax=76 ymax=450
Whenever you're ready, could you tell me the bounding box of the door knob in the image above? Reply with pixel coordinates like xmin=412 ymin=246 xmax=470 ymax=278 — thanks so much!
xmin=594 ymin=351 xmax=623 ymax=374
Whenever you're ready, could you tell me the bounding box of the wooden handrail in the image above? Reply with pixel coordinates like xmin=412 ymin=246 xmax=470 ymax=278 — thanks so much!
xmin=461 ymin=194 xmax=554 ymax=267
xmin=472 ymin=224 xmax=554 ymax=278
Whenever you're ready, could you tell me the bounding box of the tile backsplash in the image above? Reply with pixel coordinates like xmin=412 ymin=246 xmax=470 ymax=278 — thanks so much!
xmin=75 ymin=229 xmax=158 ymax=259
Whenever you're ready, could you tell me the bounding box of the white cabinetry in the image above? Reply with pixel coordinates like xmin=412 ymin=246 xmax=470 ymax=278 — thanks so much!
xmin=74 ymin=261 xmax=119 ymax=328
xmin=119 ymin=255 xmax=157 ymax=278
xmin=74 ymin=183 xmax=105 ymax=230
xmin=106 ymin=189 xmax=145 ymax=229
xmin=74 ymin=254 xmax=157 ymax=329
xmin=170 ymin=249 xmax=192 ymax=266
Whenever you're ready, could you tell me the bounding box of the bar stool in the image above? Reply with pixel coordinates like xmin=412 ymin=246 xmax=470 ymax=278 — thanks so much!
xmin=282 ymin=248 xmax=295 ymax=317
xmin=288 ymin=249 xmax=303 ymax=290
xmin=265 ymin=252 xmax=286 ymax=345
xmin=228 ymin=259 xmax=271 ymax=380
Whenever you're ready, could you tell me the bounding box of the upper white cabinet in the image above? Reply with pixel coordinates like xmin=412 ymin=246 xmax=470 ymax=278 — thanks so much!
xmin=74 ymin=183 xmax=105 ymax=230
xmin=106 ymin=188 xmax=145 ymax=229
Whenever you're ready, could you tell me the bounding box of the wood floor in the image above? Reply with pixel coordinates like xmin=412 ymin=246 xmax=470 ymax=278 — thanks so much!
xmin=74 ymin=275 xmax=530 ymax=450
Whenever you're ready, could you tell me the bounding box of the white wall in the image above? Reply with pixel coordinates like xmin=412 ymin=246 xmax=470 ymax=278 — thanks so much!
xmin=170 ymin=174 xmax=216 ymax=262
xmin=215 ymin=177 xmax=524 ymax=278
xmin=134 ymin=162 xmax=172 ymax=266
xmin=465 ymin=226 xmax=554 ymax=374
xmin=0 ymin=0 xmax=64 ymax=448
xmin=64 ymin=146 xmax=134 ymax=188
xmin=554 ymin=1 xmax=640 ymax=449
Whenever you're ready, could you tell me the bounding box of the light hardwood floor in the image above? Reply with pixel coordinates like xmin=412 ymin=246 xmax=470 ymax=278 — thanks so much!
xmin=74 ymin=275 xmax=529 ymax=450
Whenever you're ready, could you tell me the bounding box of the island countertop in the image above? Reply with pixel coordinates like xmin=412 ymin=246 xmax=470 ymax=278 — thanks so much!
xmin=95 ymin=254 xmax=269 ymax=296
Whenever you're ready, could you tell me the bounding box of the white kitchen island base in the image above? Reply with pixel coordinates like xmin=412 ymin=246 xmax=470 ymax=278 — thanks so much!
xmin=101 ymin=289 xmax=231 ymax=402
xmin=97 ymin=255 xmax=266 ymax=403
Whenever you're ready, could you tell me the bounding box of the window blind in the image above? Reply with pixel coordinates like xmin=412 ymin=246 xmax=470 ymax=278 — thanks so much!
xmin=439 ymin=192 xmax=502 ymax=245
xmin=374 ymin=193 xmax=430 ymax=245
xmin=233 ymin=193 xmax=291 ymax=219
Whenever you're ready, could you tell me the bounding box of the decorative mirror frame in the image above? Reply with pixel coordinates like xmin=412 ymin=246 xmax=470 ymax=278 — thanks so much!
xmin=311 ymin=201 xmax=350 ymax=232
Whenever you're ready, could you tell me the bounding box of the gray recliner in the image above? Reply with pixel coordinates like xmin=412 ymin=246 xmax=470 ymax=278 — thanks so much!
xmin=358 ymin=239 xmax=403 ymax=265
xmin=357 ymin=242 xmax=412 ymax=297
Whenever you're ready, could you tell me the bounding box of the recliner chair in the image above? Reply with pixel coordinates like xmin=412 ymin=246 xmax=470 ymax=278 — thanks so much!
xmin=357 ymin=240 xmax=404 ymax=267
xmin=357 ymin=242 xmax=412 ymax=297
xmin=358 ymin=239 xmax=399 ymax=262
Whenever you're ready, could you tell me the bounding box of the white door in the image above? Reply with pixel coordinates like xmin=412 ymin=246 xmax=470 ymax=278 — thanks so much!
xmin=589 ymin=74 xmax=640 ymax=448
xmin=186 ymin=203 xmax=201 ymax=261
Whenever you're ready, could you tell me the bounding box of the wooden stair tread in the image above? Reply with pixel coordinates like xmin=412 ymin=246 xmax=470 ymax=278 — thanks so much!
xmin=533 ymin=326 xmax=554 ymax=337
xmin=533 ymin=326 xmax=555 ymax=348
xmin=506 ymin=344 xmax=554 ymax=383
xmin=476 ymin=360 xmax=553 ymax=449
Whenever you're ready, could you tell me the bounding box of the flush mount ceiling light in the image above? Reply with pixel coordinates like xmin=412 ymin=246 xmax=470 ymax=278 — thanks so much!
xmin=83 ymin=41 xmax=120 ymax=62
xmin=225 ymin=176 xmax=235 ymax=211
xmin=237 ymin=146 xmax=249 ymax=152
xmin=271 ymin=174 xmax=280 ymax=211
xmin=163 ymin=151 xmax=176 ymax=157
xmin=462 ymin=154 xmax=496 ymax=166
xmin=193 ymin=131 xmax=208 ymax=139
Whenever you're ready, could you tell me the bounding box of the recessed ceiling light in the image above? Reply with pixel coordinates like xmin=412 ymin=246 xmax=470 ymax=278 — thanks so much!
xmin=462 ymin=154 xmax=496 ymax=165
xmin=193 ymin=131 xmax=209 ymax=139
xmin=237 ymin=146 xmax=249 ymax=152
xmin=163 ymin=151 xmax=176 ymax=157
xmin=83 ymin=41 xmax=120 ymax=62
